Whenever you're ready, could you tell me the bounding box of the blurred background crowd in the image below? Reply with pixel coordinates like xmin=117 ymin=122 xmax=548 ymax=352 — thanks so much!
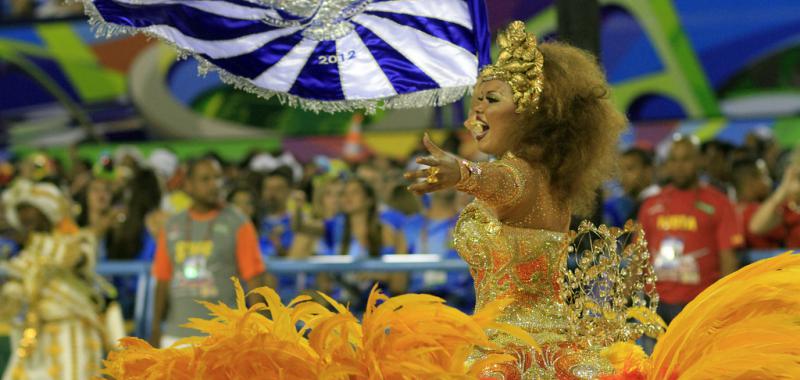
xmin=2 ymin=125 xmax=798 ymax=317
xmin=0 ymin=132 xmax=481 ymax=318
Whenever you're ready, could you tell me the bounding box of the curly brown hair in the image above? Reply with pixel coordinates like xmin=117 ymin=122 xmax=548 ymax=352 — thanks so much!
xmin=513 ymin=42 xmax=627 ymax=216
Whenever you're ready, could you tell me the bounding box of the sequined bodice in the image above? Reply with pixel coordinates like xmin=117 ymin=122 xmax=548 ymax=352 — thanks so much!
xmin=451 ymin=154 xmax=660 ymax=379
xmin=454 ymin=201 xmax=618 ymax=379
xmin=454 ymin=201 xmax=570 ymax=340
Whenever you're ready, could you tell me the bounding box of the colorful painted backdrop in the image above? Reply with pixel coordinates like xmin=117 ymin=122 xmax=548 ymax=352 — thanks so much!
xmin=2 ymin=0 xmax=800 ymax=153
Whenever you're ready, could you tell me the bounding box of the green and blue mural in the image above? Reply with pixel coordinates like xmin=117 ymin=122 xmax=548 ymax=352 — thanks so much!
xmin=1 ymin=0 xmax=800 ymax=149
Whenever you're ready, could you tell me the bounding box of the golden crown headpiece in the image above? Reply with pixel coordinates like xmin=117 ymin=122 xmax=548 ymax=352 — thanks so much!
xmin=479 ymin=21 xmax=544 ymax=114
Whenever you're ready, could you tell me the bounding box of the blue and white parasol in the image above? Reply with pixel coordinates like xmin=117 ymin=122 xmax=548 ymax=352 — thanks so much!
xmin=76 ymin=0 xmax=491 ymax=113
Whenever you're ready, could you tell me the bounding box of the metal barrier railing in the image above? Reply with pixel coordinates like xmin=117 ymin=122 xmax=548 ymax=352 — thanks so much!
xmin=0 ymin=250 xmax=791 ymax=339
xmin=266 ymin=254 xmax=469 ymax=273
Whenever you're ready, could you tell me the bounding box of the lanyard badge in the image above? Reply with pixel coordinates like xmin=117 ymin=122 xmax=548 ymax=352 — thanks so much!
xmin=654 ymin=237 xmax=700 ymax=285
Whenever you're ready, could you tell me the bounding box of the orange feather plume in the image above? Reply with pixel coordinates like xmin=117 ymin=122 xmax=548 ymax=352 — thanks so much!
xmin=100 ymin=279 xmax=533 ymax=380
xmin=648 ymin=252 xmax=800 ymax=380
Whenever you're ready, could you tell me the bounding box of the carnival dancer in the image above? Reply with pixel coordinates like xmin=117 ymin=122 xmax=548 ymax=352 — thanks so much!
xmin=404 ymin=22 xmax=800 ymax=379
xmin=1 ymin=180 xmax=107 ymax=380
xmin=405 ymin=21 xmax=653 ymax=379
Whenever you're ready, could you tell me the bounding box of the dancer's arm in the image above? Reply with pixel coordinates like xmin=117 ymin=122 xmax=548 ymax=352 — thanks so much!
xmin=405 ymin=133 xmax=524 ymax=209
xmin=451 ymin=156 xmax=525 ymax=209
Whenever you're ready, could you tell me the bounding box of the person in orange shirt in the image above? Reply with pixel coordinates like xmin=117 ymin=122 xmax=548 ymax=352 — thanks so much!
xmin=150 ymin=157 xmax=266 ymax=347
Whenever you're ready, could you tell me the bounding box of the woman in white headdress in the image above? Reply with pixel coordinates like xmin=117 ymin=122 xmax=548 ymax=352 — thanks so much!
xmin=1 ymin=180 xmax=112 ymax=380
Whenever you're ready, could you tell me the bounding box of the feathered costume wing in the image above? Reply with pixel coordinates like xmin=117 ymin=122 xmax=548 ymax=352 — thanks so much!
xmin=100 ymin=281 xmax=530 ymax=380
xmin=102 ymin=253 xmax=800 ymax=379
xmin=601 ymin=252 xmax=800 ymax=380
xmin=647 ymin=252 xmax=800 ymax=380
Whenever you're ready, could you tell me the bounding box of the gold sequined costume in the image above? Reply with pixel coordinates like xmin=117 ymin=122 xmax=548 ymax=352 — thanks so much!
xmin=0 ymin=180 xmax=108 ymax=380
xmin=454 ymin=153 xmax=660 ymax=380
xmin=0 ymin=232 xmax=106 ymax=380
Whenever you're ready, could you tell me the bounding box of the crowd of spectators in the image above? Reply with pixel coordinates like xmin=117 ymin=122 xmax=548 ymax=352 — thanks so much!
xmin=1 ymin=128 xmax=798 ymax=337
xmin=0 ymin=133 xmax=477 ymax=324
xmin=603 ymin=130 xmax=799 ymax=338
xmin=603 ymin=130 xmax=797 ymax=252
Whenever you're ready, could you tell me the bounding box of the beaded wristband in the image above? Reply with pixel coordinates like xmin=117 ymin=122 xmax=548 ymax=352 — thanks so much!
xmin=456 ymin=160 xmax=481 ymax=191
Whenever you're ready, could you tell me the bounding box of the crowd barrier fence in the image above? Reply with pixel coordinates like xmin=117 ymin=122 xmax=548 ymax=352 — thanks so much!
xmin=0 ymin=250 xmax=790 ymax=338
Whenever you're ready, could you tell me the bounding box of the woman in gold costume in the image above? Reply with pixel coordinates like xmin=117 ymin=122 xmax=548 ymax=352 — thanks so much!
xmin=404 ymin=21 xmax=800 ymax=380
xmin=404 ymin=21 xmax=650 ymax=379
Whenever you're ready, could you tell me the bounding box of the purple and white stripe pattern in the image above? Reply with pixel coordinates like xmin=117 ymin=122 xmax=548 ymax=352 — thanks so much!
xmin=78 ymin=0 xmax=490 ymax=113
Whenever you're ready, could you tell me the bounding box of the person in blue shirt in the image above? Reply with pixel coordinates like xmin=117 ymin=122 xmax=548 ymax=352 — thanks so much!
xmin=381 ymin=183 xmax=424 ymax=251
xmin=289 ymin=177 xmax=344 ymax=258
xmin=406 ymin=189 xmax=474 ymax=312
xmin=258 ymin=166 xmax=298 ymax=299
xmin=285 ymin=177 xmax=345 ymax=300
xmin=259 ymin=167 xmax=295 ymax=257
xmin=333 ymin=177 xmax=405 ymax=309
xmin=338 ymin=177 xmax=404 ymax=258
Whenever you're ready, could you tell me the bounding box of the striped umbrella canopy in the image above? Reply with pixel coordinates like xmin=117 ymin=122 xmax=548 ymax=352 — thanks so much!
xmin=77 ymin=0 xmax=491 ymax=113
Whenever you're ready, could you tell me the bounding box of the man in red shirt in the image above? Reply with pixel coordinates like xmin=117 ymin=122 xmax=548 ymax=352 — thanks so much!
xmin=749 ymin=162 xmax=800 ymax=248
xmin=638 ymin=135 xmax=742 ymax=325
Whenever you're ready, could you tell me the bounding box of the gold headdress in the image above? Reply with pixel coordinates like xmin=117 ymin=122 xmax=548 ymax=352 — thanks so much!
xmin=479 ymin=21 xmax=544 ymax=114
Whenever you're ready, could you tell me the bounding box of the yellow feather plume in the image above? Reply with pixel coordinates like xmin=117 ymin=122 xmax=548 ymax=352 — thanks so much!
xmin=648 ymin=252 xmax=800 ymax=379
xmin=601 ymin=341 xmax=650 ymax=376
xmin=100 ymin=279 xmax=531 ymax=379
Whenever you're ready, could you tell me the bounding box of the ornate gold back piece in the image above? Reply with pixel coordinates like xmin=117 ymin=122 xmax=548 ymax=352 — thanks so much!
xmin=561 ymin=220 xmax=665 ymax=346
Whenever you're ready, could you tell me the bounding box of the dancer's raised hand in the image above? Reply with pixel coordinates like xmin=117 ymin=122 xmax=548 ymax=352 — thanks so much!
xmin=404 ymin=133 xmax=461 ymax=194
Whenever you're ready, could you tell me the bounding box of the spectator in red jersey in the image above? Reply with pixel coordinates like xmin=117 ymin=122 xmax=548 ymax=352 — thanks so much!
xmin=749 ymin=161 xmax=800 ymax=249
xmin=638 ymin=135 xmax=742 ymax=326
xmin=732 ymin=158 xmax=785 ymax=249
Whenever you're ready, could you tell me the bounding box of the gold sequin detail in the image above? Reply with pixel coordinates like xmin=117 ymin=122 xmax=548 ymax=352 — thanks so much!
xmin=455 ymin=198 xmax=661 ymax=379
xmin=456 ymin=155 xmax=524 ymax=208
xmin=561 ymin=221 xmax=662 ymax=345
xmin=456 ymin=202 xmax=606 ymax=379
xmin=479 ymin=21 xmax=545 ymax=114
xmin=455 ymin=153 xmax=568 ymax=232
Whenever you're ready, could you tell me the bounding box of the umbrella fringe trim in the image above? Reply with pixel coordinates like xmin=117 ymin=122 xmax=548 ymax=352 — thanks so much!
xmin=70 ymin=0 xmax=474 ymax=114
